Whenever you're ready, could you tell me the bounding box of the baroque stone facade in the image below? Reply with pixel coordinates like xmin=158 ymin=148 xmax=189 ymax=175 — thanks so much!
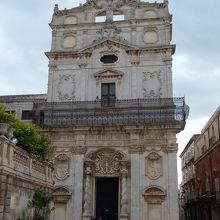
xmin=0 ymin=1 xmax=188 ymax=220
xmin=45 ymin=1 xmax=187 ymax=220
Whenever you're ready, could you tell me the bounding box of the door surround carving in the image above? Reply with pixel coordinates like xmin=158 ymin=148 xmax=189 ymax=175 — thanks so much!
xmin=83 ymin=149 xmax=130 ymax=220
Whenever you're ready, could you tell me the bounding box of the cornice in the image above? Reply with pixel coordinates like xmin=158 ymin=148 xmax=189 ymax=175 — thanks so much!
xmin=80 ymin=38 xmax=138 ymax=52
xmin=127 ymin=45 xmax=176 ymax=55
xmin=50 ymin=16 xmax=171 ymax=30
xmin=45 ymin=44 xmax=175 ymax=59
xmin=0 ymin=94 xmax=47 ymax=103
xmin=45 ymin=51 xmax=92 ymax=59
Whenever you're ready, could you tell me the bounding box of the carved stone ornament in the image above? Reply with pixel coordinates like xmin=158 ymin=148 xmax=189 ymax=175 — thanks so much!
xmin=97 ymin=23 xmax=121 ymax=39
xmin=143 ymin=186 xmax=166 ymax=204
xmin=53 ymin=154 xmax=70 ymax=180
xmin=77 ymin=54 xmax=90 ymax=68
xmin=93 ymin=0 xmax=125 ymax=21
xmin=53 ymin=187 xmax=72 ymax=202
xmin=88 ymin=149 xmax=127 ymax=175
xmin=81 ymin=38 xmax=137 ymax=54
xmin=143 ymin=71 xmax=162 ymax=98
xmin=94 ymin=68 xmax=124 ymax=84
xmin=127 ymin=51 xmax=140 ymax=65
xmin=83 ymin=0 xmax=139 ymax=10
xmin=57 ymin=74 xmax=76 ymax=101
xmin=72 ymin=145 xmax=87 ymax=154
xmin=144 ymin=145 xmax=162 ymax=152
xmin=100 ymin=45 xmax=120 ymax=56
xmin=145 ymin=152 xmax=162 ymax=180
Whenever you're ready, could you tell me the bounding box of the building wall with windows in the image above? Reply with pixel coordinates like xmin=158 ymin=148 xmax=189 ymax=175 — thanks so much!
xmin=180 ymin=106 xmax=220 ymax=220
xmin=0 ymin=94 xmax=46 ymax=123
xmin=179 ymin=134 xmax=199 ymax=220
xmin=193 ymin=106 xmax=220 ymax=220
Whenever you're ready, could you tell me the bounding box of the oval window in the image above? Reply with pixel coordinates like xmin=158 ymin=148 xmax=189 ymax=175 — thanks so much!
xmin=100 ymin=55 xmax=118 ymax=64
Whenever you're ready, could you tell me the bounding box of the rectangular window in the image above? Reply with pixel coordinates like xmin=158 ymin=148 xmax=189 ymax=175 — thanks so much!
xmin=21 ymin=110 xmax=33 ymax=120
xmin=101 ymin=83 xmax=116 ymax=107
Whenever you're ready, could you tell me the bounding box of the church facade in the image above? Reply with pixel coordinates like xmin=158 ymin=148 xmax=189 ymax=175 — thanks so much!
xmin=1 ymin=1 xmax=188 ymax=220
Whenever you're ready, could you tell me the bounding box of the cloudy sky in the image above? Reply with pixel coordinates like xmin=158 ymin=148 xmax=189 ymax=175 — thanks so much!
xmin=0 ymin=0 xmax=220 ymax=182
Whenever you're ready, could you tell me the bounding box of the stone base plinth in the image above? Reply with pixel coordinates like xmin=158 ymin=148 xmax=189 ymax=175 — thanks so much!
xmin=120 ymin=214 xmax=128 ymax=220
xmin=82 ymin=214 xmax=92 ymax=220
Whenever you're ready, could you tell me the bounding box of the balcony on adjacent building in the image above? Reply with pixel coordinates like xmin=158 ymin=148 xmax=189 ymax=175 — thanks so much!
xmin=33 ymin=97 xmax=189 ymax=127
xmin=209 ymin=136 xmax=216 ymax=147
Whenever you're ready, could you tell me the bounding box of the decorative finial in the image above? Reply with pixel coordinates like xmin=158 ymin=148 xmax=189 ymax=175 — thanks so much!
xmin=164 ymin=0 xmax=168 ymax=5
xmin=54 ymin=4 xmax=59 ymax=12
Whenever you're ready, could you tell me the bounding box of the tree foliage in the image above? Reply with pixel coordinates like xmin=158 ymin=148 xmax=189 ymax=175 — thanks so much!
xmin=0 ymin=104 xmax=50 ymax=159
xmin=28 ymin=188 xmax=54 ymax=220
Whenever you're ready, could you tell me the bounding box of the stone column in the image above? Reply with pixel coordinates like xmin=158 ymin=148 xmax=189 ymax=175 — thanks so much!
xmin=71 ymin=153 xmax=85 ymax=220
xmin=120 ymin=161 xmax=129 ymax=220
xmin=83 ymin=161 xmax=92 ymax=220
xmin=130 ymin=151 xmax=141 ymax=220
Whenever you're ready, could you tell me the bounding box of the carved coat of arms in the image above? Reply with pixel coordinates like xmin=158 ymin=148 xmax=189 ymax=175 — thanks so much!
xmin=53 ymin=154 xmax=70 ymax=180
xmin=145 ymin=152 xmax=162 ymax=180
xmin=91 ymin=150 xmax=123 ymax=175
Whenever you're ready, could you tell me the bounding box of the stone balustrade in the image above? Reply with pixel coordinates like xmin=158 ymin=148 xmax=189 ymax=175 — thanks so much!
xmin=0 ymin=135 xmax=53 ymax=220
xmin=0 ymin=136 xmax=53 ymax=184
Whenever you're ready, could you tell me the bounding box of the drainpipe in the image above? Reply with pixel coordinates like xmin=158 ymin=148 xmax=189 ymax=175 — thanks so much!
xmin=218 ymin=114 xmax=220 ymax=140
xmin=208 ymin=126 xmax=210 ymax=148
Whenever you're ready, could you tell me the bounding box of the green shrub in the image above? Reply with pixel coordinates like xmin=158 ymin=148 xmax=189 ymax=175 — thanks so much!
xmin=28 ymin=188 xmax=54 ymax=220
xmin=0 ymin=104 xmax=50 ymax=159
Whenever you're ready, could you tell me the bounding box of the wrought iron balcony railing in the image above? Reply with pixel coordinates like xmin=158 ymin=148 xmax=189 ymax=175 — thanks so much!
xmin=33 ymin=97 xmax=189 ymax=127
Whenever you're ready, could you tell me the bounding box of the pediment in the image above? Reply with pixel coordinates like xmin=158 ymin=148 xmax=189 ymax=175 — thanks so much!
xmin=80 ymin=38 xmax=138 ymax=53
xmin=94 ymin=68 xmax=124 ymax=80
xmin=143 ymin=186 xmax=166 ymax=204
xmin=53 ymin=187 xmax=71 ymax=196
xmin=143 ymin=186 xmax=165 ymax=196
xmin=53 ymin=187 xmax=72 ymax=202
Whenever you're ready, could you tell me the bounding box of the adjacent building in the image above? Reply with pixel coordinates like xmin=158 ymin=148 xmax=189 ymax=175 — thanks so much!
xmin=179 ymin=134 xmax=199 ymax=220
xmin=194 ymin=106 xmax=220 ymax=220
xmin=1 ymin=1 xmax=188 ymax=219
xmin=180 ymin=106 xmax=220 ymax=220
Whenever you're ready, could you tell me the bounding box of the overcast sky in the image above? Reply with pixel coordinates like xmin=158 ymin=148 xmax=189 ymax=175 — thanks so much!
xmin=0 ymin=0 xmax=220 ymax=182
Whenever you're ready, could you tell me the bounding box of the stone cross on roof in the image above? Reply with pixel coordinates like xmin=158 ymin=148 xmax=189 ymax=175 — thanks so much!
xmin=95 ymin=0 xmax=125 ymax=22
xmin=106 ymin=0 xmax=114 ymax=22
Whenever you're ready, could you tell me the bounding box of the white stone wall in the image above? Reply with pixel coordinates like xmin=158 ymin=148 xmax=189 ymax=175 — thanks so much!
xmin=47 ymin=1 xmax=173 ymax=102
xmin=45 ymin=1 xmax=181 ymax=220
xmin=47 ymin=46 xmax=173 ymax=102
xmin=49 ymin=124 xmax=181 ymax=220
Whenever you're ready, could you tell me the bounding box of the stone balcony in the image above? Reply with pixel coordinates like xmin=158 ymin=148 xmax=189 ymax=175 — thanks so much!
xmin=0 ymin=135 xmax=53 ymax=219
xmin=0 ymin=136 xmax=53 ymax=186
xmin=33 ymin=97 xmax=189 ymax=127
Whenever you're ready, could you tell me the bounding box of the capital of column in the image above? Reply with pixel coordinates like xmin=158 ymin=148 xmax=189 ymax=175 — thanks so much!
xmin=120 ymin=161 xmax=129 ymax=176
xmin=84 ymin=161 xmax=93 ymax=175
